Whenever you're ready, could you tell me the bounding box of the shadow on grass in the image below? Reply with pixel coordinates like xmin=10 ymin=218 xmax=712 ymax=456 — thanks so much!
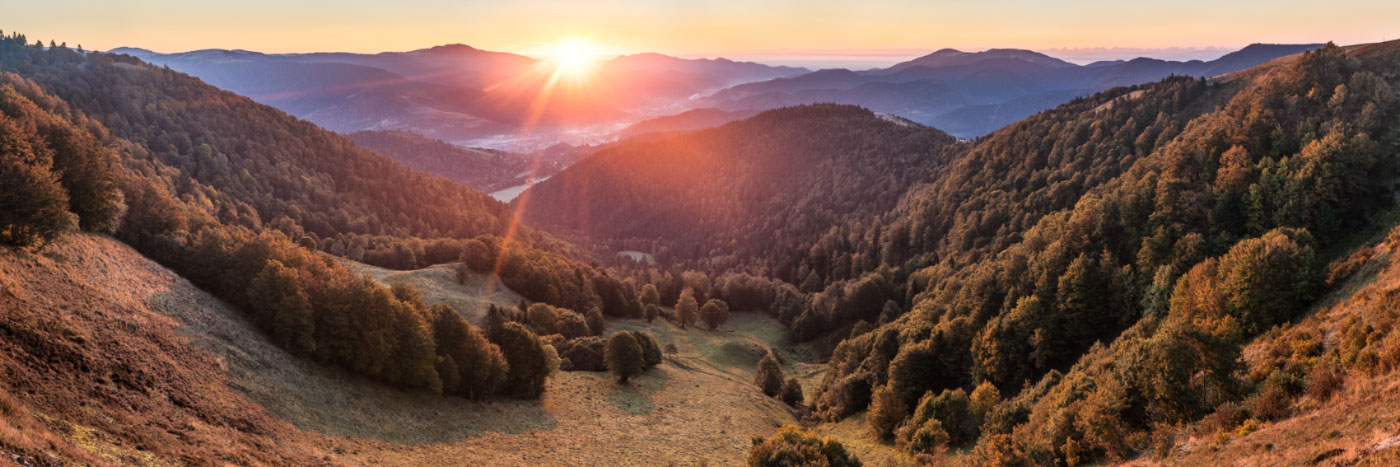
xmin=606 ymin=367 xmax=671 ymax=415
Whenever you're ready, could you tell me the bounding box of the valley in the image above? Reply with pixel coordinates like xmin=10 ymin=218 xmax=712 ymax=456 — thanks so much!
xmin=3 ymin=9 xmax=1400 ymax=466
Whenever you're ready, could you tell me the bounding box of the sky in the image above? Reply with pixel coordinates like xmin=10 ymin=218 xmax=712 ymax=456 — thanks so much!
xmin=8 ymin=0 xmax=1400 ymax=68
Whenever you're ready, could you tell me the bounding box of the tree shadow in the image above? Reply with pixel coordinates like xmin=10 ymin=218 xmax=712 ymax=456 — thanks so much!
xmin=605 ymin=367 xmax=670 ymax=416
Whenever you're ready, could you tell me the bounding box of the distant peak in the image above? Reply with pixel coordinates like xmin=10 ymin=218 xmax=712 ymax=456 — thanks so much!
xmin=420 ymin=43 xmax=479 ymax=53
xmin=108 ymin=47 xmax=155 ymax=56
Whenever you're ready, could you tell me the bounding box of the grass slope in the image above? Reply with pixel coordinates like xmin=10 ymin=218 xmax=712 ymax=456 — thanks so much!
xmin=0 ymin=236 xmax=825 ymax=465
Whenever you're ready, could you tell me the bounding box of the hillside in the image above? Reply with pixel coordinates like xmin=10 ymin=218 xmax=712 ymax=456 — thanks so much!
xmin=0 ymin=233 xmax=824 ymax=466
xmin=521 ymin=104 xmax=964 ymax=274
xmin=702 ymin=43 xmax=1322 ymax=137
xmin=791 ymin=41 xmax=1400 ymax=465
xmin=348 ymin=129 xmax=534 ymax=192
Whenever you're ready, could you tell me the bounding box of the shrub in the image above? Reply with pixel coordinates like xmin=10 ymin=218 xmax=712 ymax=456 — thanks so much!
xmin=905 ymin=418 xmax=949 ymax=454
xmin=755 ymin=353 xmax=785 ymax=397
xmin=1305 ymin=363 xmax=1343 ymax=401
xmin=748 ymin=426 xmax=861 ymax=467
xmin=605 ymin=331 xmax=645 ymax=384
xmin=555 ymin=336 xmax=607 ymax=372
xmin=781 ymin=377 xmax=804 ymax=407
xmin=701 ymin=298 xmax=731 ymax=330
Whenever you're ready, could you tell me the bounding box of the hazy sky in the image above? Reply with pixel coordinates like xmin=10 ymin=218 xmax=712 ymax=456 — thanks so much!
xmin=9 ymin=0 xmax=1399 ymax=67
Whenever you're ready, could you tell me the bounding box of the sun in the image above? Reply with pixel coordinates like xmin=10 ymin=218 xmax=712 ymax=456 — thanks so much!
xmin=545 ymin=37 xmax=604 ymax=77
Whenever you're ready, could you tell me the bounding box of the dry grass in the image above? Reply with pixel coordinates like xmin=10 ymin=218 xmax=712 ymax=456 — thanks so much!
xmin=341 ymin=260 xmax=525 ymax=325
xmin=0 ymin=234 xmax=335 ymax=465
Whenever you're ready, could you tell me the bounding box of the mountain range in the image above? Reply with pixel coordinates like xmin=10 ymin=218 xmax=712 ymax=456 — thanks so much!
xmin=699 ymin=43 xmax=1323 ymax=137
xmin=112 ymin=45 xmax=806 ymax=147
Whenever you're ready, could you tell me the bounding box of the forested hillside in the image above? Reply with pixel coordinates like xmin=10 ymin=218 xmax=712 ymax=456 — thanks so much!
xmin=803 ymin=42 xmax=1400 ymax=464
xmin=523 ymin=104 xmax=965 ymax=274
xmin=349 ymin=129 xmax=532 ymax=192
xmin=0 ymin=33 xmax=649 ymax=405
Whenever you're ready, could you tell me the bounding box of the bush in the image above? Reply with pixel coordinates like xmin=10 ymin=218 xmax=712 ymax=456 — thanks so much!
xmin=701 ymin=298 xmax=731 ymax=330
xmin=748 ymin=426 xmax=861 ymax=467
xmin=905 ymin=418 xmax=949 ymax=454
xmin=605 ymin=331 xmax=645 ymax=384
xmin=755 ymin=353 xmax=785 ymax=397
xmin=555 ymin=336 xmax=607 ymax=372
xmin=781 ymin=377 xmax=805 ymax=407
xmin=1305 ymin=363 xmax=1343 ymax=401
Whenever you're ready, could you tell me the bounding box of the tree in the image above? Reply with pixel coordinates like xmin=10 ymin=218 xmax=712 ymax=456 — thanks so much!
xmin=640 ymin=283 xmax=660 ymax=307
xmin=755 ymin=352 xmax=785 ymax=397
xmin=867 ymin=384 xmax=906 ymax=440
xmin=700 ymin=298 xmax=730 ymax=331
xmin=630 ymin=331 xmax=663 ymax=368
xmin=554 ymin=310 xmax=590 ymax=339
xmin=585 ymin=306 xmax=606 ymax=336
xmin=0 ymin=138 xmax=77 ymax=248
xmin=781 ymin=377 xmax=804 ymax=407
xmin=605 ymin=331 xmax=645 ymax=384
xmin=676 ymin=287 xmax=699 ymax=329
xmin=492 ymin=322 xmax=558 ymax=398
xmin=644 ymin=303 xmax=661 ymax=323
xmin=526 ymin=303 xmax=560 ymax=335
xmin=245 ymin=260 xmax=315 ymax=353
xmin=430 ymin=306 xmax=508 ymax=399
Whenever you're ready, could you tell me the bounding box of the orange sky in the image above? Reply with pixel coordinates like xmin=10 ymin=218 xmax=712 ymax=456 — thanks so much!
xmin=9 ymin=0 xmax=1400 ymax=64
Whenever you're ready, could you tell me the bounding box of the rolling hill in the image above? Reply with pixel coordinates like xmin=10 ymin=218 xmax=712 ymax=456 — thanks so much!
xmin=520 ymin=104 xmax=965 ymax=275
